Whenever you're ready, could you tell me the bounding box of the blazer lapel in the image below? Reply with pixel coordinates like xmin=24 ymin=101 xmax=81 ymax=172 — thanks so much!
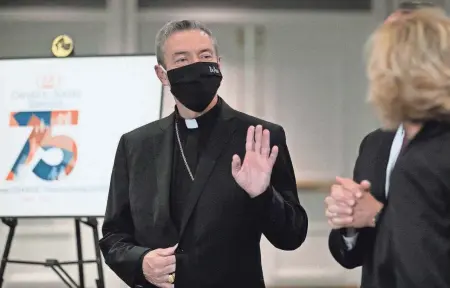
xmin=152 ymin=113 xmax=177 ymax=235
xmin=178 ymin=102 xmax=238 ymax=237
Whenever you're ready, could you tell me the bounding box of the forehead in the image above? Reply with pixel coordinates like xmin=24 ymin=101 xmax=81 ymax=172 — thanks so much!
xmin=163 ymin=29 xmax=214 ymax=54
xmin=385 ymin=10 xmax=408 ymax=23
xmin=399 ymin=2 xmax=434 ymax=9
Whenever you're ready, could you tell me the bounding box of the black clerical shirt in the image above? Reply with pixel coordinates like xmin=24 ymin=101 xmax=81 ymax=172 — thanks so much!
xmin=170 ymin=99 xmax=221 ymax=232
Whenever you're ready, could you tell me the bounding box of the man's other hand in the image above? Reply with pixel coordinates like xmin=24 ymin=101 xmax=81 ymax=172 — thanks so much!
xmin=142 ymin=244 xmax=177 ymax=288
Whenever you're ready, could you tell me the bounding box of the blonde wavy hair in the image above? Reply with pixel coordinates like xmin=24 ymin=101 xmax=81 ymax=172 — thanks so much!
xmin=366 ymin=7 xmax=450 ymax=130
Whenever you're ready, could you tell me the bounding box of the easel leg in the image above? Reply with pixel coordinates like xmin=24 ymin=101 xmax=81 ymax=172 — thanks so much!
xmin=86 ymin=218 xmax=104 ymax=288
xmin=0 ymin=218 xmax=17 ymax=288
xmin=75 ymin=218 xmax=85 ymax=288
xmin=1 ymin=217 xmax=100 ymax=288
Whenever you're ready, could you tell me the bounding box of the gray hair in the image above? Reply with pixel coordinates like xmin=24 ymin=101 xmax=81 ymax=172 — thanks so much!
xmin=155 ymin=20 xmax=219 ymax=68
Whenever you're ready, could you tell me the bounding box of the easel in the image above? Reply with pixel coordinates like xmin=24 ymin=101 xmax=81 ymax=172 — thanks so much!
xmin=0 ymin=35 xmax=105 ymax=288
xmin=0 ymin=217 xmax=105 ymax=288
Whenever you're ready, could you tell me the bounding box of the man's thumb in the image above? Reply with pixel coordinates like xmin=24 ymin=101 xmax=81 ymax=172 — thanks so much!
xmin=360 ymin=180 xmax=371 ymax=191
xmin=157 ymin=243 xmax=178 ymax=256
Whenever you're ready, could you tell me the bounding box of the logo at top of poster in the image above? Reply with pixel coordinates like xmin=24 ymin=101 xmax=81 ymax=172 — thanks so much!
xmin=36 ymin=75 xmax=61 ymax=90
xmin=51 ymin=35 xmax=74 ymax=58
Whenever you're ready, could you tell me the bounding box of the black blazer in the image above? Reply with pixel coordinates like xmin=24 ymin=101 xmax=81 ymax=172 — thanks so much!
xmin=99 ymin=100 xmax=308 ymax=288
xmin=328 ymin=121 xmax=450 ymax=288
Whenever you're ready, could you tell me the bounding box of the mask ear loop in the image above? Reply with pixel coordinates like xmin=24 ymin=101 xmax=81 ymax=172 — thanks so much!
xmin=159 ymin=64 xmax=168 ymax=74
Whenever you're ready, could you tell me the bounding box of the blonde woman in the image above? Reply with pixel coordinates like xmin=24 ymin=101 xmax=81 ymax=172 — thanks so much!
xmin=326 ymin=3 xmax=450 ymax=288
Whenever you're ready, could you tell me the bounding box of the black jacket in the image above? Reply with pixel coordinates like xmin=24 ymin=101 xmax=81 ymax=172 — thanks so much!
xmin=100 ymin=100 xmax=308 ymax=288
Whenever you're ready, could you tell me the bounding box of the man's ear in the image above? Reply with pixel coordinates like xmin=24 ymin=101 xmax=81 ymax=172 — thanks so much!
xmin=154 ymin=64 xmax=170 ymax=86
xmin=217 ymin=56 xmax=222 ymax=70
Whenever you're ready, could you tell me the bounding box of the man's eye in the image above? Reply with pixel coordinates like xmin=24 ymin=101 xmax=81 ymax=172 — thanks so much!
xmin=175 ymin=58 xmax=187 ymax=63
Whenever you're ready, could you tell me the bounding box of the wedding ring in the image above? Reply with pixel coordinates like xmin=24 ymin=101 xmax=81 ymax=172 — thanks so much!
xmin=168 ymin=273 xmax=175 ymax=284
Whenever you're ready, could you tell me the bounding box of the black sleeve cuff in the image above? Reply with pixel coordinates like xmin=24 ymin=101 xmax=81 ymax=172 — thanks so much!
xmin=252 ymin=185 xmax=274 ymax=206
xmin=135 ymin=248 xmax=152 ymax=285
xmin=252 ymin=186 xmax=287 ymax=223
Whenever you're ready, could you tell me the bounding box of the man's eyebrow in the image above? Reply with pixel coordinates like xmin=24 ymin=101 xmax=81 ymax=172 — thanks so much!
xmin=172 ymin=51 xmax=189 ymax=57
xmin=199 ymin=48 xmax=214 ymax=54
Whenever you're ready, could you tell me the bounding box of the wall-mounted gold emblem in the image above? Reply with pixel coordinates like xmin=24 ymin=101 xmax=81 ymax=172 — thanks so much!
xmin=51 ymin=35 xmax=74 ymax=58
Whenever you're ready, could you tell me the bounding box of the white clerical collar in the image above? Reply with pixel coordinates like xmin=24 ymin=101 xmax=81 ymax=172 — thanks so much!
xmin=185 ymin=118 xmax=198 ymax=129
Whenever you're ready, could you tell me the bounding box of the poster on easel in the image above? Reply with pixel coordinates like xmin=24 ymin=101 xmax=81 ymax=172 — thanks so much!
xmin=0 ymin=52 xmax=163 ymax=217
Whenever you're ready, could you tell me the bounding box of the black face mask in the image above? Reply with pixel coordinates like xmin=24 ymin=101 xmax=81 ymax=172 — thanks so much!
xmin=167 ymin=62 xmax=222 ymax=112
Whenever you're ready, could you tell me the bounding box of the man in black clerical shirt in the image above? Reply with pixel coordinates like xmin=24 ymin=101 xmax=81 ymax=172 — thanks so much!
xmin=99 ymin=20 xmax=308 ymax=288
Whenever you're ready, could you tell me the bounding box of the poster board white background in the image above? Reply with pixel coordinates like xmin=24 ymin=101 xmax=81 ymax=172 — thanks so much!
xmin=0 ymin=55 xmax=162 ymax=217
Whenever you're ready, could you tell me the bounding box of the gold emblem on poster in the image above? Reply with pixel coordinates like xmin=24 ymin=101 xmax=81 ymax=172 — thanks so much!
xmin=51 ymin=35 xmax=74 ymax=58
